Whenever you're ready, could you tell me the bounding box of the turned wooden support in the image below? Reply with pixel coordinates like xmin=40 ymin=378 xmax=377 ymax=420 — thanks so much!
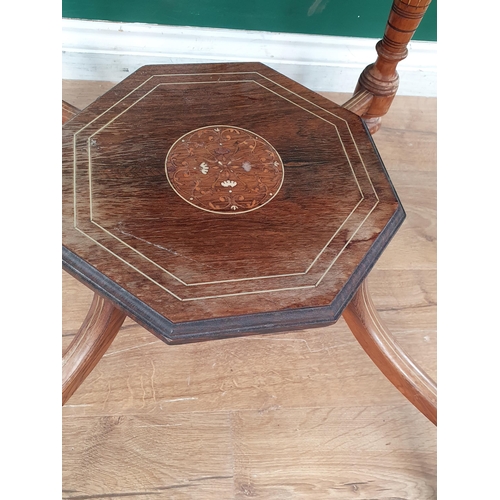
xmin=62 ymin=293 xmax=127 ymax=405
xmin=355 ymin=0 xmax=432 ymax=133
xmin=343 ymin=280 xmax=437 ymax=425
xmin=341 ymin=89 xmax=373 ymax=116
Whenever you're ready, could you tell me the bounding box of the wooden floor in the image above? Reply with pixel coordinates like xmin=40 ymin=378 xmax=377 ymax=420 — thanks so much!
xmin=62 ymin=80 xmax=437 ymax=500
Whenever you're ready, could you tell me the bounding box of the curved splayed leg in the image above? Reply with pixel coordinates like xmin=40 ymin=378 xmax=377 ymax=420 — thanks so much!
xmin=343 ymin=280 xmax=437 ymax=425
xmin=62 ymin=293 xmax=126 ymax=405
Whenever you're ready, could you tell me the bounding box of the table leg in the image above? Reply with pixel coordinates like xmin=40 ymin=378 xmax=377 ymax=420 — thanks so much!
xmin=342 ymin=280 xmax=437 ymax=425
xmin=62 ymin=293 xmax=127 ymax=405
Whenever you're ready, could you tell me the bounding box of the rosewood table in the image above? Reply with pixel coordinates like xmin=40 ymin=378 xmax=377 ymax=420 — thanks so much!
xmin=62 ymin=61 xmax=436 ymax=424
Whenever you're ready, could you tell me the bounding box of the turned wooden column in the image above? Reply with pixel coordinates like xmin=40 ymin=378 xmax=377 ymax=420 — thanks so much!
xmin=355 ymin=0 xmax=432 ymax=132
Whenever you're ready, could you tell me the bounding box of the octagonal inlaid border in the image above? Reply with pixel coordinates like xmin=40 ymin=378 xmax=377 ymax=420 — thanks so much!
xmin=71 ymin=72 xmax=380 ymax=301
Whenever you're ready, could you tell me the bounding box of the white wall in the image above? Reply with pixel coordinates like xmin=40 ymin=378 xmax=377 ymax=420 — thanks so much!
xmin=63 ymin=19 xmax=437 ymax=97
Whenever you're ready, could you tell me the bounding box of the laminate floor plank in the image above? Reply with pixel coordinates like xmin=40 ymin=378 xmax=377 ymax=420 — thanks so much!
xmin=322 ymin=92 xmax=437 ymax=172
xmin=63 ymin=413 xmax=235 ymax=499
xmin=62 ymin=80 xmax=116 ymax=110
xmin=231 ymin=406 xmax=436 ymax=499
xmin=375 ymin=171 xmax=437 ymax=271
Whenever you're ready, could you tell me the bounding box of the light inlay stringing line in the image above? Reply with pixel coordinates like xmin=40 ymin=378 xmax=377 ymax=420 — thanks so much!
xmin=71 ymin=71 xmax=382 ymax=300
xmin=74 ymin=77 xmax=368 ymax=285
xmin=74 ymin=74 xmax=378 ymax=297
xmin=75 ymin=226 xmax=316 ymax=302
xmin=85 ymin=80 xmax=369 ymax=283
xmin=83 ymin=81 xmax=372 ymax=288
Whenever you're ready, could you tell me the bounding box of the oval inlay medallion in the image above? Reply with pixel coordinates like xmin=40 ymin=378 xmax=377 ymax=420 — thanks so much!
xmin=165 ymin=126 xmax=284 ymax=214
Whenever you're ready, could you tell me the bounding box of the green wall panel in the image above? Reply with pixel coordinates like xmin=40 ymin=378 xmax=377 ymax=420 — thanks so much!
xmin=62 ymin=0 xmax=437 ymax=41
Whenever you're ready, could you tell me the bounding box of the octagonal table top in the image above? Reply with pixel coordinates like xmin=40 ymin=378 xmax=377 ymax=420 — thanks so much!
xmin=62 ymin=62 xmax=405 ymax=344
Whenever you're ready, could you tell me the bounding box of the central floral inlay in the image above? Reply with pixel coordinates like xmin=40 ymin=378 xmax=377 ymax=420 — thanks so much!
xmin=165 ymin=126 xmax=284 ymax=214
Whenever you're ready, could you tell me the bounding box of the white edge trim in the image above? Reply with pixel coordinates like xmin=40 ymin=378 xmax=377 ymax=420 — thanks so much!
xmin=62 ymin=19 xmax=436 ymax=97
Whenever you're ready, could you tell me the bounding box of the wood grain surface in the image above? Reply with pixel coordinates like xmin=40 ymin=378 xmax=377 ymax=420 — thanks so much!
xmin=62 ymin=63 xmax=404 ymax=342
xmin=62 ymin=80 xmax=436 ymax=499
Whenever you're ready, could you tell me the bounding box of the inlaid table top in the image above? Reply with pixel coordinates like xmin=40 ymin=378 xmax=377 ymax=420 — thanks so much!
xmin=62 ymin=62 xmax=405 ymax=344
